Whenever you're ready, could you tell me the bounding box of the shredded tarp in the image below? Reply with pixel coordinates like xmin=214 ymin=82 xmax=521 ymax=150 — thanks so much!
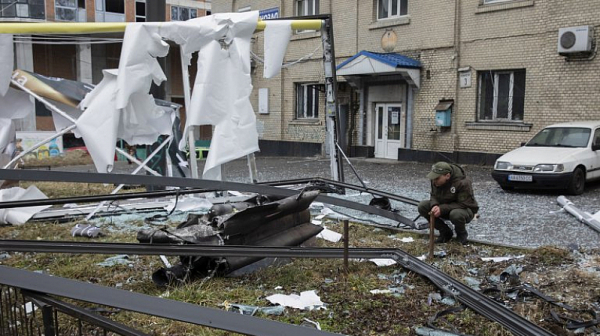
xmin=265 ymin=290 xmax=326 ymax=310
xmin=0 ymin=186 xmax=51 ymax=225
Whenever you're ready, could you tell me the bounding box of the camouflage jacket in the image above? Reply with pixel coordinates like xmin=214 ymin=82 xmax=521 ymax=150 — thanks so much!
xmin=430 ymin=163 xmax=479 ymax=217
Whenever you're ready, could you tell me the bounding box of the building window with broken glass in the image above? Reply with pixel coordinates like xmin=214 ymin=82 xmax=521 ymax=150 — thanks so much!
xmin=171 ymin=5 xmax=198 ymax=21
xmin=0 ymin=0 xmax=45 ymax=20
xmin=296 ymin=83 xmax=319 ymax=119
xmin=477 ymin=69 xmax=526 ymax=122
xmin=377 ymin=0 xmax=408 ymax=20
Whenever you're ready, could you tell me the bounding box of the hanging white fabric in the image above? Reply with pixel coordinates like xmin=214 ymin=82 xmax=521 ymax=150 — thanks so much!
xmin=180 ymin=12 xmax=260 ymax=180
xmin=78 ymin=69 xmax=169 ymax=173
xmin=263 ymin=21 xmax=292 ymax=79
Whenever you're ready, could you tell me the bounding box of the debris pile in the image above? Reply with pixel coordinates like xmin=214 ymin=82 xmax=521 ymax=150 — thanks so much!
xmin=137 ymin=191 xmax=323 ymax=286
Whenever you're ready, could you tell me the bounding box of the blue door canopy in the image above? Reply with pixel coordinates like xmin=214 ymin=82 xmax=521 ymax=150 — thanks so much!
xmin=336 ymin=51 xmax=422 ymax=88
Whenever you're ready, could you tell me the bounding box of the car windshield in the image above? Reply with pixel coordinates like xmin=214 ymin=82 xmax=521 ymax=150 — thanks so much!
xmin=526 ymin=127 xmax=591 ymax=148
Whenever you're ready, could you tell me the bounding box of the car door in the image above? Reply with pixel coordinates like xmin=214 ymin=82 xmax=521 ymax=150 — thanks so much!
xmin=589 ymin=128 xmax=600 ymax=180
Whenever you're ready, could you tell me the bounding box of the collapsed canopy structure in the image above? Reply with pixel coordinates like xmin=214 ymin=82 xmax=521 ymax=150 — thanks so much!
xmin=0 ymin=14 xmax=341 ymax=182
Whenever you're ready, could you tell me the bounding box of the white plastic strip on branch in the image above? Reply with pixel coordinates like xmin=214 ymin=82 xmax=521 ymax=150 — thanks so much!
xmin=557 ymin=195 xmax=600 ymax=233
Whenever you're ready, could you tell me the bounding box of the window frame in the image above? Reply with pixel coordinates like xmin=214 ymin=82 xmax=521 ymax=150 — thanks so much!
xmin=55 ymin=0 xmax=77 ymax=21
xmin=171 ymin=5 xmax=197 ymax=21
xmin=295 ymin=0 xmax=319 ymax=16
xmin=482 ymin=0 xmax=513 ymax=4
xmin=477 ymin=69 xmax=526 ymax=122
xmin=135 ymin=0 xmax=145 ymax=22
xmin=296 ymin=83 xmax=320 ymax=119
xmin=377 ymin=0 xmax=408 ymax=21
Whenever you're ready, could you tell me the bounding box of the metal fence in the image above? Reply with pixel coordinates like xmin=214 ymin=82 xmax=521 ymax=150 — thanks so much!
xmin=1 ymin=286 xmax=148 ymax=336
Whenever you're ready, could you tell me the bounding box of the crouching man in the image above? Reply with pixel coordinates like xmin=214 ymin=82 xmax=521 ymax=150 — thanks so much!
xmin=418 ymin=162 xmax=479 ymax=245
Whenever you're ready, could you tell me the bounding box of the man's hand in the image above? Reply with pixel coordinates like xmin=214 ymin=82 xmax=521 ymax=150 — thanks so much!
xmin=430 ymin=205 xmax=441 ymax=218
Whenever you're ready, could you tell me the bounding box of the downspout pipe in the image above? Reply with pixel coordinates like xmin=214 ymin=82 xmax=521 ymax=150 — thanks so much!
xmin=452 ymin=0 xmax=461 ymax=154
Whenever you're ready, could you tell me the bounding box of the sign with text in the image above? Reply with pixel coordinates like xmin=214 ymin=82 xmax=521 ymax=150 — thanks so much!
xmin=259 ymin=7 xmax=279 ymax=20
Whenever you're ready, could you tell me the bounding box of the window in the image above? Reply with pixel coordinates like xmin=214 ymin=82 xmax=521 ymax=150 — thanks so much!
xmin=377 ymin=0 xmax=408 ymax=20
xmin=55 ymin=0 xmax=77 ymax=21
xmin=477 ymin=70 xmax=526 ymax=122
xmin=295 ymin=0 xmax=319 ymax=16
xmin=1 ymin=0 xmax=45 ymax=19
xmin=296 ymin=83 xmax=320 ymax=119
xmin=135 ymin=1 xmax=145 ymax=22
xmin=171 ymin=5 xmax=197 ymax=21
xmin=105 ymin=0 xmax=124 ymax=14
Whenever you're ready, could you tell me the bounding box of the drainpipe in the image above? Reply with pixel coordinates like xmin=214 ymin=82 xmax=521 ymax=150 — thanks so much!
xmin=452 ymin=0 xmax=462 ymax=155
xmin=280 ymin=0 xmax=285 ymax=141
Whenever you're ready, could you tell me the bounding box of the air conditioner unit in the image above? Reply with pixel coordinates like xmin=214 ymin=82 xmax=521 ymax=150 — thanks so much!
xmin=558 ymin=26 xmax=594 ymax=54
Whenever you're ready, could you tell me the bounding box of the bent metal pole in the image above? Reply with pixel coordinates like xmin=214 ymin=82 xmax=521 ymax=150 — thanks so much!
xmin=0 ymin=20 xmax=323 ymax=34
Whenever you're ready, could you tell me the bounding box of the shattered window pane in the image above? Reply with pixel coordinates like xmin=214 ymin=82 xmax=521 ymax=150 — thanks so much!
xmin=55 ymin=7 xmax=77 ymax=21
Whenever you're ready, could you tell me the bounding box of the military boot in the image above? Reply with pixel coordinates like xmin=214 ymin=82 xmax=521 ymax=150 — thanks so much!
xmin=434 ymin=219 xmax=453 ymax=243
xmin=454 ymin=222 xmax=468 ymax=245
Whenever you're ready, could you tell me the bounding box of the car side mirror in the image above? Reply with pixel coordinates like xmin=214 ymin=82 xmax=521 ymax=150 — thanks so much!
xmin=593 ymin=144 xmax=600 ymax=151
xmin=520 ymin=142 xmax=526 ymax=147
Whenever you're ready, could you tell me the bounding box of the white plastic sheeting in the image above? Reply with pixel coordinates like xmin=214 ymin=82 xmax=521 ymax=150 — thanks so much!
xmin=0 ymin=87 xmax=34 ymax=167
xmin=0 ymin=186 xmax=51 ymax=225
xmin=263 ymin=21 xmax=292 ymax=78
xmin=78 ymin=69 xmax=170 ymax=173
xmin=266 ymin=290 xmax=326 ymax=310
xmin=181 ymin=12 xmax=259 ymax=180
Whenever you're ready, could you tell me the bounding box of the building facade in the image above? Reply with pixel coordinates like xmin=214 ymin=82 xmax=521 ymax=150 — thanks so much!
xmin=213 ymin=0 xmax=600 ymax=164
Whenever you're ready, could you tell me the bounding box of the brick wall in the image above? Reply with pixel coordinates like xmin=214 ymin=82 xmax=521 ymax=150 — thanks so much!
xmin=209 ymin=0 xmax=600 ymax=156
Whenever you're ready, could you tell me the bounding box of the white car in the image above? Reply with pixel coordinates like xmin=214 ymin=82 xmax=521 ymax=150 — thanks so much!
xmin=492 ymin=121 xmax=600 ymax=194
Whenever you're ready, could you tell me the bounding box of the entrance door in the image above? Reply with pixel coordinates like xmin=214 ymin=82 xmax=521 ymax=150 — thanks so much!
xmin=374 ymin=103 xmax=405 ymax=159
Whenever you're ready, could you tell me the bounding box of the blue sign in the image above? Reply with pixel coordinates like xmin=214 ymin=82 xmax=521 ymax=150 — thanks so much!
xmin=259 ymin=7 xmax=279 ymax=20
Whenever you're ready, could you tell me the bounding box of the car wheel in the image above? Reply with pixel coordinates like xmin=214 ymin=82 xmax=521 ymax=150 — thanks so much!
xmin=567 ymin=167 xmax=585 ymax=195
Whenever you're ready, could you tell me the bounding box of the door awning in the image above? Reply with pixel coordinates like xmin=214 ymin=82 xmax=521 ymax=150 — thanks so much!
xmin=336 ymin=50 xmax=422 ymax=88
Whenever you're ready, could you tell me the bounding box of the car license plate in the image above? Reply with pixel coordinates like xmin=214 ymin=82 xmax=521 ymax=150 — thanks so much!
xmin=508 ymin=174 xmax=532 ymax=182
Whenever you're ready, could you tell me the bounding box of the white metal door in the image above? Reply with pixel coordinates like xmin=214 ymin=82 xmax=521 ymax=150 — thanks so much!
xmin=374 ymin=103 xmax=405 ymax=159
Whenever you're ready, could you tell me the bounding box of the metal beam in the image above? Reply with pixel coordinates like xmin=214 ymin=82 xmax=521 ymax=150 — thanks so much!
xmin=0 ymin=243 xmax=556 ymax=336
xmin=0 ymin=169 xmax=415 ymax=226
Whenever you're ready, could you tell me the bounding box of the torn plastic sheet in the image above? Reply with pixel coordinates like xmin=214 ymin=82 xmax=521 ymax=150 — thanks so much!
xmin=226 ymin=303 xmax=284 ymax=316
xmin=263 ymin=21 xmax=292 ymax=78
xmin=481 ymin=255 xmax=524 ymax=262
xmin=96 ymin=255 xmax=133 ymax=267
xmin=415 ymin=326 xmax=464 ymax=336
xmin=369 ymin=258 xmax=397 ymax=266
xmin=0 ymin=186 xmax=51 ymax=225
xmin=78 ymin=69 xmax=171 ymax=173
xmin=265 ymin=290 xmax=326 ymax=310
xmin=316 ymin=228 xmax=342 ymax=242
xmin=370 ymin=287 xmax=405 ymax=297
xmin=164 ymin=196 xmax=213 ymax=212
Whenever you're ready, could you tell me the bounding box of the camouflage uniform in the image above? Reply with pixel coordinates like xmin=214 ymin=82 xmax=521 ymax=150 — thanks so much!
xmin=418 ymin=163 xmax=479 ymax=243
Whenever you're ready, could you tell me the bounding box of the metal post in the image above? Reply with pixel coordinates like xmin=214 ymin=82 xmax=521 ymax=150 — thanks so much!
xmin=428 ymin=213 xmax=435 ymax=259
xmin=247 ymin=153 xmax=258 ymax=183
xmin=343 ymin=219 xmax=349 ymax=274
xmin=321 ymin=16 xmax=344 ymax=182
xmin=41 ymin=304 xmax=56 ymax=336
